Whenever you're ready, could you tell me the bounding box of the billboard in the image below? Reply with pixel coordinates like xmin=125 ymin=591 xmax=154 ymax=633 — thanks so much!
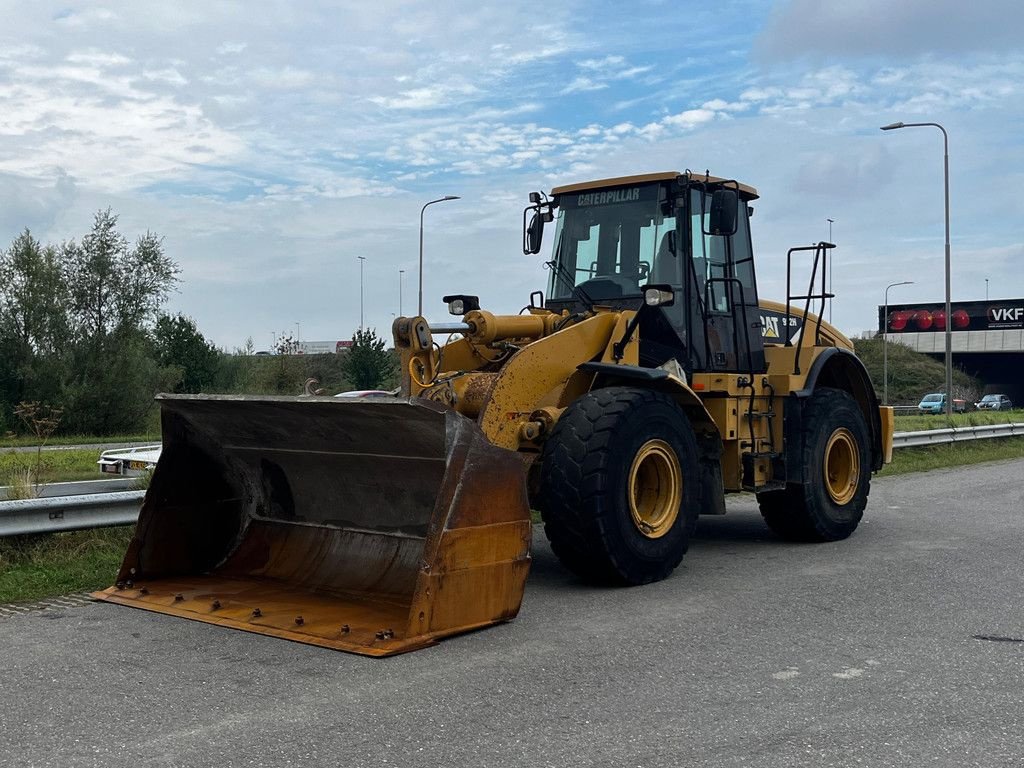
xmin=879 ymin=300 xmax=1024 ymax=334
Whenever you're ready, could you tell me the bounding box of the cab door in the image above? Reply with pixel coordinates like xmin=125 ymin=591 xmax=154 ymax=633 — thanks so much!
xmin=686 ymin=186 xmax=765 ymax=375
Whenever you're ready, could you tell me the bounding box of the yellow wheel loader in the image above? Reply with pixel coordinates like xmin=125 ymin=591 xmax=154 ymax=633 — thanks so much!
xmin=94 ymin=171 xmax=894 ymax=656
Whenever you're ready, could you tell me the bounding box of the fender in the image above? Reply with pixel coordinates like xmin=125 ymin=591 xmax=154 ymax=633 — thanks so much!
xmin=579 ymin=361 xmax=726 ymax=516
xmin=791 ymin=347 xmax=885 ymax=472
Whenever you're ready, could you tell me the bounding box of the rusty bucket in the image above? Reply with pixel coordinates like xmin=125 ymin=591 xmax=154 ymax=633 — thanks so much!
xmin=93 ymin=394 xmax=531 ymax=656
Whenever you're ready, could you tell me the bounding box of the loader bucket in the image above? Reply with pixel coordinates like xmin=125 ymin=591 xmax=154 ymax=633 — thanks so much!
xmin=92 ymin=394 xmax=532 ymax=657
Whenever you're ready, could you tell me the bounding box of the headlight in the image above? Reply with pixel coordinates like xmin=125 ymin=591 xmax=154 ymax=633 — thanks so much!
xmin=644 ymin=286 xmax=675 ymax=307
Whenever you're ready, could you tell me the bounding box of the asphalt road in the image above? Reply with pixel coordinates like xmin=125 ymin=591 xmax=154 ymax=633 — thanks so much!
xmin=1 ymin=460 xmax=1022 ymax=768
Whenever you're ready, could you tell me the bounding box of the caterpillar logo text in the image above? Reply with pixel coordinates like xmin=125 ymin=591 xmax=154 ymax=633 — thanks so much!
xmin=760 ymin=313 xmax=801 ymax=340
xmin=576 ymin=188 xmax=641 ymax=207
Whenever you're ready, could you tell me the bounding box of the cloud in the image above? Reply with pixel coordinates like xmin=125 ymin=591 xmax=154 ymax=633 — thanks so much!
xmin=793 ymin=143 xmax=893 ymax=199
xmin=0 ymin=170 xmax=78 ymax=237
xmin=0 ymin=0 xmax=1022 ymax=347
xmin=757 ymin=0 xmax=1024 ymax=60
xmin=560 ymin=77 xmax=608 ymax=95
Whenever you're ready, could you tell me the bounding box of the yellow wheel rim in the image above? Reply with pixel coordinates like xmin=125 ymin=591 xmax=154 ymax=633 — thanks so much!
xmin=628 ymin=439 xmax=682 ymax=539
xmin=823 ymin=428 xmax=860 ymax=505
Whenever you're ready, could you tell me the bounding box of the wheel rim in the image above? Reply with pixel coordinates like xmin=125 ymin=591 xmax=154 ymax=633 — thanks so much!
xmin=823 ymin=427 xmax=860 ymax=505
xmin=628 ymin=439 xmax=682 ymax=539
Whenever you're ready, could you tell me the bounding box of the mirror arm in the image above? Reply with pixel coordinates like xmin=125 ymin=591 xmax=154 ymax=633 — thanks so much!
xmin=612 ymin=304 xmax=646 ymax=361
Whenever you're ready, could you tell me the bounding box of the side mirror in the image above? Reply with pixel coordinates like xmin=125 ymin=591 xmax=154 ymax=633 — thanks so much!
xmin=523 ymin=192 xmax=553 ymax=255
xmin=525 ymin=212 xmax=544 ymax=254
xmin=708 ymin=189 xmax=739 ymax=236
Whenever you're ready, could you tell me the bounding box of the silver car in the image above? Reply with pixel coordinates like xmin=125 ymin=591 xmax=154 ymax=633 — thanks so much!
xmin=974 ymin=394 xmax=1012 ymax=411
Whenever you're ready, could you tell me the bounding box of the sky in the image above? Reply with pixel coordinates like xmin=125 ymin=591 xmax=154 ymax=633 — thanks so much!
xmin=1 ymin=0 xmax=1023 ymax=350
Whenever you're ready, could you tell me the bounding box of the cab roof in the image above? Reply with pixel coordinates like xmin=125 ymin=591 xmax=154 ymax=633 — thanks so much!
xmin=551 ymin=171 xmax=759 ymax=200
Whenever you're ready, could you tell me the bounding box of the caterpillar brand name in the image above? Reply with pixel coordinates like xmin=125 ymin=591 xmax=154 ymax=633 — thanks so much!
xmin=759 ymin=311 xmax=801 ymax=339
xmin=576 ymin=187 xmax=641 ymax=207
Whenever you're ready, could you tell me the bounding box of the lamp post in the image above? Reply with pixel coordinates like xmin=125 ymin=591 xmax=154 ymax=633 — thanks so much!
xmin=881 ymin=120 xmax=953 ymax=414
xmin=419 ymin=195 xmax=460 ymax=316
xmin=357 ymin=256 xmax=366 ymax=330
xmin=883 ymin=280 xmax=914 ymax=406
xmin=985 ymin=278 xmax=989 ymax=301
xmin=399 ymin=269 xmax=405 ymax=316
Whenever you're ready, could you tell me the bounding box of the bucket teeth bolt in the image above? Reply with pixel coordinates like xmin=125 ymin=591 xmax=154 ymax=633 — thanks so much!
xmin=174 ymin=593 xmax=184 ymax=602
xmin=125 ymin=580 xmax=134 ymax=589
xmin=139 ymin=587 xmax=149 ymax=595
xmin=211 ymin=600 xmax=221 ymax=610
xmin=251 ymin=608 xmax=262 ymax=618
xmin=375 ymin=628 xmax=394 ymax=640
xmin=340 ymin=624 xmax=350 ymax=634
xmin=295 ymin=616 xmax=304 ymax=626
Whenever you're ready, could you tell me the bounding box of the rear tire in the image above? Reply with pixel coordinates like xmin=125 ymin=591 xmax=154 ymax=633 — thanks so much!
xmin=758 ymin=387 xmax=870 ymax=542
xmin=537 ymin=387 xmax=700 ymax=585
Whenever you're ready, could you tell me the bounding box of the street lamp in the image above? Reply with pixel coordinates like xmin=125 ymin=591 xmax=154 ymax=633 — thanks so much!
xmin=985 ymin=278 xmax=989 ymax=301
xmin=881 ymin=120 xmax=953 ymax=414
xmin=419 ymin=195 xmax=460 ymax=316
xmin=883 ymin=280 xmax=914 ymax=406
xmin=399 ymin=269 xmax=405 ymax=316
xmin=358 ymin=256 xmax=366 ymax=329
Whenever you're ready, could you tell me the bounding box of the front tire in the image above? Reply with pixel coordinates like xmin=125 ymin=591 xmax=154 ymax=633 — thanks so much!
xmin=758 ymin=387 xmax=871 ymax=542
xmin=537 ymin=387 xmax=700 ymax=585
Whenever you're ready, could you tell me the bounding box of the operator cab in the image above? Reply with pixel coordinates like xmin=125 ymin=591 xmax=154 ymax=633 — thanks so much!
xmin=529 ymin=171 xmax=765 ymax=376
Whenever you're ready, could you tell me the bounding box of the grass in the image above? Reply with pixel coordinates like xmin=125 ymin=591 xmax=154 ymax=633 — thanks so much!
xmin=0 ymin=448 xmax=107 ymax=488
xmin=0 ymin=527 xmax=133 ymax=604
xmin=894 ymin=409 xmax=1022 ymax=433
xmin=881 ymin=436 xmax=1024 ymax=476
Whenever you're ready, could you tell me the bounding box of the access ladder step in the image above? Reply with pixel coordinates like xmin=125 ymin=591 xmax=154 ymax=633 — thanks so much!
xmin=741 ymin=451 xmax=786 ymax=491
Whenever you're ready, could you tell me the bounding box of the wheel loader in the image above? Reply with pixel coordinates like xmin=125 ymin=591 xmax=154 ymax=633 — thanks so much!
xmin=94 ymin=170 xmax=894 ymax=656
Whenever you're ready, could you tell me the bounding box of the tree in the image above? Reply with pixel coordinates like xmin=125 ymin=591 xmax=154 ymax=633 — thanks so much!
xmin=60 ymin=328 xmax=173 ymax=434
xmin=0 ymin=231 xmax=70 ymax=430
xmin=273 ymin=332 xmax=301 ymax=356
xmin=153 ymin=313 xmax=221 ymax=393
xmin=59 ymin=210 xmax=180 ymax=433
xmin=0 ymin=211 xmax=181 ymax=435
xmin=340 ymin=328 xmax=397 ymax=390
xmin=63 ymin=209 xmax=179 ymax=344
xmin=0 ymin=230 xmax=68 ymax=355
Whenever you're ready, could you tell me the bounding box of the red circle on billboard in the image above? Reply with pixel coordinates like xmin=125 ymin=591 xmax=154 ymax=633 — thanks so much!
xmin=914 ymin=310 xmax=933 ymax=330
xmin=889 ymin=311 xmax=909 ymax=331
xmin=952 ymin=309 xmax=970 ymax=329
xmin=932 ymin=310 xmax=946 ymax=331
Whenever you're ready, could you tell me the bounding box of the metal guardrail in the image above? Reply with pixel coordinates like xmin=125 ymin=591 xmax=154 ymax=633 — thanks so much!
xmin=892 ymin=421 xmax=1024 ymax=448
xmin=2 ymin=422 xmax=1024 ymax=537
xmin=0 ymin=477 xmax=137 ymax=502
xmin=0 ymin=490 xmax=145 ymax=537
